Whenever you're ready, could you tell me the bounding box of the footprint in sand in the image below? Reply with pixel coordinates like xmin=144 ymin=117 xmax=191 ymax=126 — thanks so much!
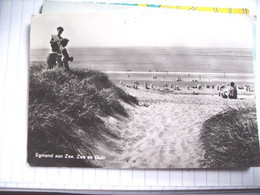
xmin=169 ymin=148 xmax=175 ymax=154
xmin=159 ymin=147 xmax=165 ymax=156
xmin=150 ymin=139 xmax=155 ymax=145
xmin=158 ymin=131 xmax=164 ymax=137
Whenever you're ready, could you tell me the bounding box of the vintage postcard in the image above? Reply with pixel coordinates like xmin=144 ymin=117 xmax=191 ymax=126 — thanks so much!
xmin=28 ymin=11 xmax=259 ymax=168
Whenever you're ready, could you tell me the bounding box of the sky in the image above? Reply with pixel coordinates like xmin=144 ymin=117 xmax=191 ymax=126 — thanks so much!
xmin=31 ymin=11 xmax=254 ymax=49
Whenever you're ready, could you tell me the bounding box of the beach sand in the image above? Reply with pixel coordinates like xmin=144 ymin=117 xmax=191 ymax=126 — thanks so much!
xmin=95 ymin=85 xmax=255 ymax=168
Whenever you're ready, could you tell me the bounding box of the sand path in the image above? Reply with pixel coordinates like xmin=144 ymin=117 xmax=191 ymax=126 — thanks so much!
xmin=100 ymin=87 xmax=246 ymax=168
xmin=123 ymin=100 xmax=222 ymax=167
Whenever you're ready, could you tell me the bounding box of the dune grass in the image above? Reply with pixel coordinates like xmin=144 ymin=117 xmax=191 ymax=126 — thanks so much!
xmin=28 ymin=64 xmax=138 ymax=167
xmin=200 ymin=104 xmax=260 ymax=168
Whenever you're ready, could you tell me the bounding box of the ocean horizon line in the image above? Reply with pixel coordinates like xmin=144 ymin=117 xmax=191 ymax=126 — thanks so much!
xmin=104 ymin=71 xmax=254 ymax=76
xmin=31 ymin=46 xmax=253 ymax=51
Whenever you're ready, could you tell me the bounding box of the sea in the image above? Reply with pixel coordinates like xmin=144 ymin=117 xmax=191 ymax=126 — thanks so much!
xmin=31 ymin=47 xmax=255 ymax=87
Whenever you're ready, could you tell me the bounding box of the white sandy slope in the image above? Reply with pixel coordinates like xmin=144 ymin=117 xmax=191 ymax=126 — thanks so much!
xmin=95 ymin=87 xmax=255 ymax=168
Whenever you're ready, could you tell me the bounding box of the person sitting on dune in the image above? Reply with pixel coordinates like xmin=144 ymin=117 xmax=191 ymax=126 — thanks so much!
xmin=60 ymin=38 xmax=73 ymax=71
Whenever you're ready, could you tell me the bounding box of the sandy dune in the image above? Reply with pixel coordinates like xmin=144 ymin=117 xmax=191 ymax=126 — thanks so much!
xmin=97 ymin=86 xmax=254 ymax=168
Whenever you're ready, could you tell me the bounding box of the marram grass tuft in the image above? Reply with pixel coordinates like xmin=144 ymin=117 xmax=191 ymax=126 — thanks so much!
xmin=28 ymin=64 xmax=138 ymax=167
xmin=200 ymin=104 xmax=260 ymax=168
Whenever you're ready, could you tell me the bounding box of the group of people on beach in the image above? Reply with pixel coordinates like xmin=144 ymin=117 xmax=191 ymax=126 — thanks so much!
xmin=123 ymin=80 xmax=239 ymax=99
xmin=46 ymin=27 xmax=73 ymax=71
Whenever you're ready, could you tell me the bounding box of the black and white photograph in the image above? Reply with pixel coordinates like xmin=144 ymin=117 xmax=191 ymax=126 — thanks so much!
xmin=28 ymin=12 xmax=260 ymax=168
